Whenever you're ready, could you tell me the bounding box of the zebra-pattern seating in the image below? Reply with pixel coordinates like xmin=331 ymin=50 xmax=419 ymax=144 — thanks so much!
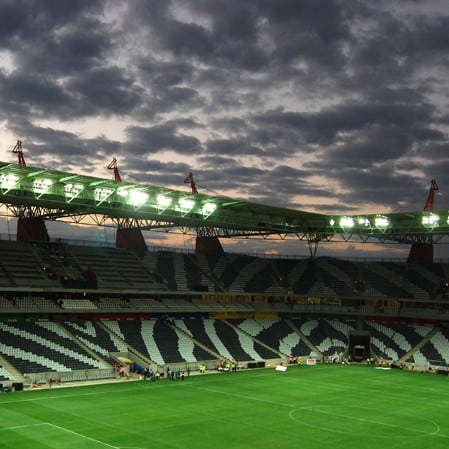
xmin=0 ymin=320 xmax=109 ymax=374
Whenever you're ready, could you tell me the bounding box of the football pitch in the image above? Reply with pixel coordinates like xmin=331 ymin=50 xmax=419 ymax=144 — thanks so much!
xmin=1 ymin=364 xmax=449 ymax=449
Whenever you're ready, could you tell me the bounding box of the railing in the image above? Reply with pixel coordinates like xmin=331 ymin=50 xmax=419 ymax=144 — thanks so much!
xmin=24 ymin=368 xmax=117 ymax=384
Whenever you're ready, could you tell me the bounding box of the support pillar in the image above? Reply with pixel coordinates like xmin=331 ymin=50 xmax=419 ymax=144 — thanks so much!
xmin=116 ymin=228 xmax=148 ymax=258
xmin=16 ymin=217 xmax=49 ymax=242
xmin=408 ymin=243 xmax=433 ymax=263
xmin=195 ymin=236 xmax=224 ymax=257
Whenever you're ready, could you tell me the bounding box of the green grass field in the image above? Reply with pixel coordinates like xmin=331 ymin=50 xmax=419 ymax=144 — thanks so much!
xmin=1 ymin=364 xmax=449 ymax=449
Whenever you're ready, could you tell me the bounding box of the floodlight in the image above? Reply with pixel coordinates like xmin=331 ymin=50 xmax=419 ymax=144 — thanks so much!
xmin=178 ymin=197 xmax=195 ymax=213
xmin=93 ymin=187 xmax=114 ymax=203
xmin=0 ymin=173 xmax=19 ymax=190
xmin=117 ymin=187 xmax=129 ymax=197
xmin=157 ymin=194 xmax=172 ymax=208
xmin=156 ymin=194 xmax=172 ymax=213
xmin=202 ymin=202 xmax=217 ymax=217
xmin=64 ymin=183 xmax=83 ymax=199
xmin=129 ymin=190 xmax=148 ymax=207
xmin=339 ymin=216 xmax=355 ymax=229
xmin=32 ymin=178 xmax=52 ymax=195
xmin=422 ymin=213 xmax=440 ymax=228
xmin=374 ymin=215 xmax=390 ymax=229
xmin=358 ymin=217 xmax=371 ymax=227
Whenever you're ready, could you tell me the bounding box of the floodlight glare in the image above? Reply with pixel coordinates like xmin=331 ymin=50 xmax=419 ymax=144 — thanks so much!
xmin=358 ymin=217 xmax=371 ymax=227
xmin=32 ymin=178 xmax=52 ymax=195
xmin=0 ymin=173 xmax=19 ymax=190
xmin=202 ymin=202 xmax=216 ymax=214
xmin=117 ymin=187 xmax=128 ymax=197
xmin=94 ymin=187 xmax=114 ymax=202
xmin=329 ymin=218 xmax=336 ymax=226
xmin=422 ymin=213 xmax=440 ymax=227
xmin=202 ymin=202 xmax=217 ymax=217
xmin=129 ymin=190 xmax=148 ymax=207
xmin=64 ymin=183 xmax=83 ymax=198
xmin=156 ymin=194 xmax=172 ymax=213
xmin=157 ymin=194 xmax=172 ymax=208
xmin=339 ymin=216 xmax=355 ymax=229
xmin=179 ymin=197 xmax=195 ymax=213
xmin=374 ymin=215 xmax=390 ymax=229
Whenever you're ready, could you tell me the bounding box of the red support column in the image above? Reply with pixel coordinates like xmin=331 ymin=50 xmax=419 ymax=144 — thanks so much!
xmin=16 ymin=217 xmax=49 ymax=242
xmin=195 ymin=236 xmax=224 ymax=257
xmin=116 ymin=228 xmax=148 ymax=258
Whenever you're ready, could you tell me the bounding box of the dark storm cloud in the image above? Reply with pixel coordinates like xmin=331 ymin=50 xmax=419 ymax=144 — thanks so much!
xmin=195 ymin=154 xmax=263 ymax=194
xmin=0 ymin=1 xmax=134 ymax=120
xmin=254 ymin=99 xmax=436 ymax=149
xmin=15 ymin=17 xmax=112 ymax=75
xmin=125 ymin=123 xmax=202 ymax=155
xmin=121 ymin=157 xmax=196 ymax=187
xmin=134 ymin=58 xmax=204 ymax=119
xmin=1 ymin=0 xmax=449 ymax=256
xmin=66 ymin=67 xmax=144 ymax=115
xmin=137 ymin=58 xmax=194 ymax=89
xmin=206 ymin=138 xmax=264 ymax=156
xmin=0 ymin=1 xmax=109 ymax=75
xmin=0 ymin=1 xmax=102 ymax=43
xmin=130 ymin=0 xmax=268 ymax=71
xmin=0 ymin=72 xmax=72 ymax=119
xmin=244 ymin=164 xmax=331 ymax=209
xmin=323 ymin=168 xmax=429 ymax=212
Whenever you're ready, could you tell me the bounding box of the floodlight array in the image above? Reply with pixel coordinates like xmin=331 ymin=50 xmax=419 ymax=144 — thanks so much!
xmin=0 ymin=169 xmax=220 ymax=220
xmin=1 ymin=163 xmax=449 ymax=241
xmin=329 ymin=211 xmax=448 ymax=236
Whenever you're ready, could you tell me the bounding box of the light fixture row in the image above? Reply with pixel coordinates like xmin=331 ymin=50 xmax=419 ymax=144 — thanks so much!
xmin=330 ymin=212 xmax=444 ymax=231
xmin=0 ymin=174 xmax=218 ymax=218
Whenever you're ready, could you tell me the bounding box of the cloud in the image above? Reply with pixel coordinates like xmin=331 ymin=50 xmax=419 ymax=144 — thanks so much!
xmin=1 ymin=0 xmax=449 ymax=257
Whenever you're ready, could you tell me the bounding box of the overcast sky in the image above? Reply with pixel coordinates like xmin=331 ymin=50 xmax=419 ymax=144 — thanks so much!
xmin=1 ymin=0 xmax=449 ymax=258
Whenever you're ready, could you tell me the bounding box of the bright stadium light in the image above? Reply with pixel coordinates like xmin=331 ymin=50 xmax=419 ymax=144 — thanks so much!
xmin=157 ymin=194 xmax=172 ymax=213
xmin=32 ymin=178 xmax=52 ymax=196
xmin=358 ymin=217 xmax=371 ymax=227
xmin=329 ymin=218 xmax=336 ymax=226
xmin=64 ymin=183 xmax=84 ymax=201
xmin=93 ymin=187 xmax=114 ymax=204
xmin=374 ymin=215 xmax=390 ymax=230
xmin=339 ymin=216 xmax=355 ymax=229
xmin=129 ymin=190 xmax=148 ymax=207
xmin=117 ymin=187 xmax=129 ymax=197
xmin=0 ymin=173 xmax=19 ymax=191
xmin=202 ymin=202 xmax=217 ymax=218
xmin=422 ymin=212 xmax=440 ymax=228
xmin=178 ymin=197 xmax=195 ymax=214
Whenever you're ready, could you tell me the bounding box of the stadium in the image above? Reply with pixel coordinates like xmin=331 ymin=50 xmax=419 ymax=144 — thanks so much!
xmin=1 ymin=152 xmax=449 ymax=448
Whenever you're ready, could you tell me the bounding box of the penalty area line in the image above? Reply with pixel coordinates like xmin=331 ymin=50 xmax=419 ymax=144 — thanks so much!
xmin=46 ymin=422 xmax=119 ymax=448
xmin=1 ymin=422 xmax=123 ymax=449
xmin=0 ymin=423 xmax=48 ymax=431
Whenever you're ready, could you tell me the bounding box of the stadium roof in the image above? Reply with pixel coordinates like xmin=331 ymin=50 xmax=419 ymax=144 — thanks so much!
xmin=0 ymin=161 xmax=448 ymax=246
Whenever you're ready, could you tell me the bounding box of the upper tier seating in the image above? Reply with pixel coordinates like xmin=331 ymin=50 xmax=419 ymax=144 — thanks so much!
xmin=0 ymin=240 xmax=56 ymax=288
xmin=0 ymin=239 xmax=448 ymax=302
xmin=68 ymin=245 xmax=164 ymax=290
